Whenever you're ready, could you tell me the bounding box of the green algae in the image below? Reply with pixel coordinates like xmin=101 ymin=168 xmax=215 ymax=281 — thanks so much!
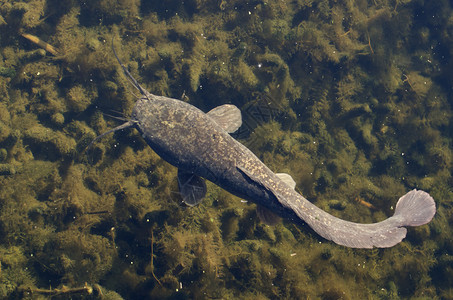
xmin=0 ymin=0 xmax=451 ymax=299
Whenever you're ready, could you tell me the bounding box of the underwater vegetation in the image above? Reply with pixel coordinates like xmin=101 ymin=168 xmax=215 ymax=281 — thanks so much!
xmin=0 ymin=0 xmax=452 ymax=299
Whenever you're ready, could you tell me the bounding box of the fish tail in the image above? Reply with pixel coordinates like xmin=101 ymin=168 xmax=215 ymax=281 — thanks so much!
xmin=292 ymin=189 xmax=435 ymax=248
xmin=392 ymin=189 xmax=436 ymax=227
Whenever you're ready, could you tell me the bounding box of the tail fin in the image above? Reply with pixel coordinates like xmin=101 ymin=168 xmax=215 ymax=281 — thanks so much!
xmin=393 ymin=189 xmax=436 ymax=226
xmin=289 ymin=189 xmax=436 ymax=248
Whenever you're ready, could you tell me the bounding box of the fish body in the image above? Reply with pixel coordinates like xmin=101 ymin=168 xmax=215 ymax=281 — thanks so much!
xmin=92 ymin=46 xmax=436 ymax=249
xmin=132 ymin=95 xmax=291 ymax=217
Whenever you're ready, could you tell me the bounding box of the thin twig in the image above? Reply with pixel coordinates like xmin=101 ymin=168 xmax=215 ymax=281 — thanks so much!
xmin=367 ymin=33 xmax=374 ymax=54
xmin=151 ymin=230 xmax=162 ymax=286
xmin=19 ymin=282 xmax=93 ymax=296
xmin=21 ymin=33 xmax=59 ymax=56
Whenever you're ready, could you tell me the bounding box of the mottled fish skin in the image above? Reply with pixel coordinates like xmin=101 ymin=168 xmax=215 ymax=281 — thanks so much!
xmin=101 ymin=47 xmax=436 ymax=249
xmin=128 ymin=91 xmax=435 ymax=249
xmin=131 ymin=93 xmax=282 ymax=201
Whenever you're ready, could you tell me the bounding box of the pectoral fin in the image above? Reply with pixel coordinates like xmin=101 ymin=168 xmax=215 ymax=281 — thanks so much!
xmin=177 ymin=169 xmax=207 ymax=206
xmin=206 ymin=104 xmax=242 ymax=133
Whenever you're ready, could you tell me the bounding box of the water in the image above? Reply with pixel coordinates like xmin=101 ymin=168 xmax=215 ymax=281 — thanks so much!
xmin=0 ymin=0 xmax=451 ymax=298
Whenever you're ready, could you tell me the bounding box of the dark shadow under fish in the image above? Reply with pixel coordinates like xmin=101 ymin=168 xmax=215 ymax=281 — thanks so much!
xmin=89 ymin=43 xmax=436 ymax=249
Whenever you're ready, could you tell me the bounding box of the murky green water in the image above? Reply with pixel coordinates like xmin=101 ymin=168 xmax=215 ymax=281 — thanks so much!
xmin=0 ymin=0 xmax=452 ymax=299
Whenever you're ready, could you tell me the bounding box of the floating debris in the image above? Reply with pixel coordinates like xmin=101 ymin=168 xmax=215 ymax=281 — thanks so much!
xmin=18 ymin=282 xmax=94 ymax=298
xmin=21 ymin=33 xmax=59 ymax=56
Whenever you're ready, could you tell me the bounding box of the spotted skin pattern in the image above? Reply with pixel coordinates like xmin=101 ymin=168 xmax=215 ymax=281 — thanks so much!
xmin=95 ymin=46 xmax=436 ymax=249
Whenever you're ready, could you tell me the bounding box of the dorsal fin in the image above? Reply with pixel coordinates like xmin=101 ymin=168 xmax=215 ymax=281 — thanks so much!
xmin=275 ymin=173 xmax=296 ymax=190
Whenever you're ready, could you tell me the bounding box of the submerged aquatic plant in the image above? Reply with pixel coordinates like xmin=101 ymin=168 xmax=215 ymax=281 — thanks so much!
xmin=0 ymin=0 xmax=450 ymax=299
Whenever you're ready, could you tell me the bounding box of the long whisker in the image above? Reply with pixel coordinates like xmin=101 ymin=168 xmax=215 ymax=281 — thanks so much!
xmin=85 ymin=120 xmax=137 ymax=151
xmin=112 ymin=37 xmax=150 ymax=100
xmin=108 ymin=109 xmax=126 ymax=116
xmin=102 ymin=112 xmax=130 ymax=122
xmin=84 ymin=38 xmax=151 ymax=163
